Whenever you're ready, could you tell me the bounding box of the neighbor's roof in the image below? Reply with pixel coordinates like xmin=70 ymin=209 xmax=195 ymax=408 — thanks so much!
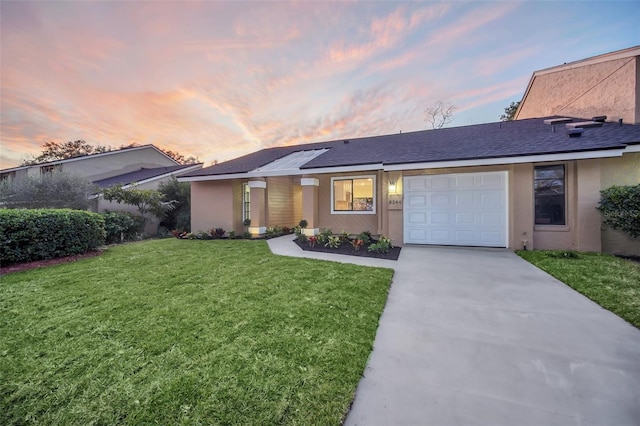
xmin=94 ymin=164 xmax=202 ymax=188
xmin=180 ymin=117 xmax=640 ymax=181
xmin=0 ymin=144 xmax=178 ymax=173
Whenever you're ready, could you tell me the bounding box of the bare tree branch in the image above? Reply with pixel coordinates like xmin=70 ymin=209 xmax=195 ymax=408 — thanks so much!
xmin=425 ymin=101 xmax=456 ymax=129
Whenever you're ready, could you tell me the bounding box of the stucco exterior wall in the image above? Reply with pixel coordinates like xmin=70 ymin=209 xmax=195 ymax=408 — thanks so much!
xmin=191 ymin=180 xmax=235 ymax=233
xmin=509 ymin=163 xmax=534 ymax=250
xmin=518 ymin=56 xmax=638 ymax=124
xmin=600 ymin=152 xmax=640 ymax=255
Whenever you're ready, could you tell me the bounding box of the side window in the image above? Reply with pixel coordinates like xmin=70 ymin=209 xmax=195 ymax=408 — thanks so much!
xmin=534 ymin=165 xmax=565 ymax=225
xmin=242 ymin=183 xmax=250 ymax=222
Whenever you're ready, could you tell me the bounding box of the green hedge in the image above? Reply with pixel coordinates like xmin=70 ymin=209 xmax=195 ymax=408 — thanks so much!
xmin=0 ymin=209 xmax=105 ymax=265
xmin=103 ymin=211 xmax=142 ymax=244
xmin=598 ymin=184 xmax=640 ymax=238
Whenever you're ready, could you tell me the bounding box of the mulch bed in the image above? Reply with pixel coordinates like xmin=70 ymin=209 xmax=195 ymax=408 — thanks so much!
xmin=616 ymin=254 xmax=640 ymax=264
xmin=0 ymin=250 xmax=104 ymax=276
xmin=294 ymin=238 xmax=401 ymax=261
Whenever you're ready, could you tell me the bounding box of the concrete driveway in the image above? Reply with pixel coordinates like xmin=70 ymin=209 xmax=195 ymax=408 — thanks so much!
xmin=344 ymin=246 xmax=640 ymax=426
xmin=268 ymin=237 xmax=640 ymax=425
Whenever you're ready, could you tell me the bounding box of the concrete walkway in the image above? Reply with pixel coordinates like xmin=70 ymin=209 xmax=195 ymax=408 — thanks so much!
xmin=267 ymin=236 xmax=640 ymax=425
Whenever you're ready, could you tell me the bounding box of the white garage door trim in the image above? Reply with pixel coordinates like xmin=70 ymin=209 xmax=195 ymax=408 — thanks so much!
xmin=403 ymin=171 xmax=509 ymax=247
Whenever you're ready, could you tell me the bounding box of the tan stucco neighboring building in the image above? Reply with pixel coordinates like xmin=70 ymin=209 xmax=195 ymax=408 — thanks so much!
xmin=516 ymin=46 xmax=640 ymax=125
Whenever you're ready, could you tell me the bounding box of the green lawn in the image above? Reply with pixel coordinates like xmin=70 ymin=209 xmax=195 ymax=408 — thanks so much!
xmin=0 ymin=239 xmax=393 ymax=425
xmin=517 ymin=250 xmax=640 ymax=328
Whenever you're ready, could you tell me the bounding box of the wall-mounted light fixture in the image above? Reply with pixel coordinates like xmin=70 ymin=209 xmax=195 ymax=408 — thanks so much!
xmin=388 ymin=178 xmax=397 ymax=194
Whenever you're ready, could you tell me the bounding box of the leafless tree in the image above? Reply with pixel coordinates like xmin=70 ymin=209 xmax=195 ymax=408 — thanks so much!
xmin=425 ymin=101 xmax=456 ymax=129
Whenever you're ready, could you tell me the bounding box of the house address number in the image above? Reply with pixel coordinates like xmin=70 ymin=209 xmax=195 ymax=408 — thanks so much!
xmin=388 ymin=195 xmax=402 ymax=210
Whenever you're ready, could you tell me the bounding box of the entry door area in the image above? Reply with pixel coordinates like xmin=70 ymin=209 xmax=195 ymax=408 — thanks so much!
xmin=403 ymin=172 xmax=508 ymax=247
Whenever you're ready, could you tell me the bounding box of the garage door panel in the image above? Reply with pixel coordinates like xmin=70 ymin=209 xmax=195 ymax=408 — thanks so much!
xmin=481 ymin=212 xmax=503 ymax=224
xmin=404 ymin=172 xmax=507 ymax=247
xmin=407 ymin=194 xmax=427 ymax=207
xmin=431 ymin=177 xmax=450 ymax=189
xmin=455 ymin=212 xmax=475 ymax=224
xmin=455 ymin=192 xmax=474 ymax=206
xmin=408 ymin=229 xmax=426 ymax=240
xmin=431 ymin=194 xmax=450 ymax=206
xmin=408 ymin=212 xmax=427 ymax=223
xmin=431 ymin=212 xmax=450 ymax=224
xmin=455 ymin=175 xmax=474 ymax=188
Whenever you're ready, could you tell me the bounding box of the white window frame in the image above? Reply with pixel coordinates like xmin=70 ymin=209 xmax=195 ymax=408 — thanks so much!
xmin=330 ymin=175 xmax=376 ymax=215
xmin=242 ymin=183 xmax=250 ymax=222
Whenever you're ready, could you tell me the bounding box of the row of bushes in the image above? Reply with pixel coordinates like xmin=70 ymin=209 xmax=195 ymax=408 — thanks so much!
xmin=173 ymin=225 xmax=294 ymax=240
xmin=0 ymin=209 xmax=142 ymax=265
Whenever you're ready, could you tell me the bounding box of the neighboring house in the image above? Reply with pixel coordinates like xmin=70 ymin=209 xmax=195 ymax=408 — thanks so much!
xmin=516 ymin=45 xmax=640 ymax=254
xmin=95 ymin=163 xmax=202 ymax=234
xmin=0 ymin=145 xmax=180 ymax=183
xmin=179 ymin=116 xmax=640 ymax=255
xmin=515 ymin=45 xmax=640 ymax=125
xmin=0 ymin=145 xmax=202 ymax=233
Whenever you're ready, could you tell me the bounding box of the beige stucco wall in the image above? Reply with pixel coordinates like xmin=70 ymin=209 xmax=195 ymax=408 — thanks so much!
xmin=600 ymin=152 xmax=640 ymax=255
xmin=191 ymin=180 xmax=235 ymax=233
xmin=518 ymin=56 xmax=638 ymax=124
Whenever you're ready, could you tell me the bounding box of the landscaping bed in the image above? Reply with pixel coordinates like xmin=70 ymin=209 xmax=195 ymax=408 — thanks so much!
xmin=294 ymin=238 xmax=401 ymax=260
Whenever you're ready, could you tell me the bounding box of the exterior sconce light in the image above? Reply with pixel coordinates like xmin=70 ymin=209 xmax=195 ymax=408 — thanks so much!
xmin=388 ymin=178 xmax=397 ymax=194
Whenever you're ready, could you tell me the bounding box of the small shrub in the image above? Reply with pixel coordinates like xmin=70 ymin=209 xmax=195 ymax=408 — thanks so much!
xmin=298 ymin=219 xmax=308 ymax=229
xmin=546 ymin=250 xmax=580 ymax=259
xmin=350 ymin=239 xmax=364 ymax=251
xmin=597 ymin=184 xmax=640 ymax=238
xmin=368 ymin=236 xmax=393 ymax=253
xmin=242 ymin=231 xmax=252 ymax=239
xmin=198 ymin=231 xmax=212 ymax=240
xmin=357 ymin=231 xmax=372 ymax=245
xmin=297 ymin=233 xmax=308 ymax=244
xmin=103 ymin=211 xmax=140 ymax=244
xmin=265 ymin=225 xmax=283 ymax=239
xmin=173 ymin=230 xmax=188 ymax=239
xmin=325 ymin=236 xmax=341 ymax=249
xmin=211 ymin=227 xmax=226 ymax=238
xmin=282 ymin=226 xmax=291 ymax=234
xmin=338 ymin=230 xmax=350 ymax=244
xmin=228 ymin=230 xmax=236 ymax=239
xmin=317 ymin=228 xmax=333 ymax=244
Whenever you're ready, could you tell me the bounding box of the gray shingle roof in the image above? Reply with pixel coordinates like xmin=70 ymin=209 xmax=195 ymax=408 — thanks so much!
xmin=184 ymin=117 xmax=640 ymax=178
xmin=94 ymin=164 xmax=198 ymax=188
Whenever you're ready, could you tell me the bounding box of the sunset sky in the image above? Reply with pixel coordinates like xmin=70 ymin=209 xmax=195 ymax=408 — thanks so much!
xmin=1 ymin=1 xmax=638 ymax=169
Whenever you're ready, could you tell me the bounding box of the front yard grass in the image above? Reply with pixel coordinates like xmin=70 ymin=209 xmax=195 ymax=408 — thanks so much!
xmin=0 ymin=239 xmax=394 ymax=425
xmin=517 ymin=250 xmax=640 ymax=328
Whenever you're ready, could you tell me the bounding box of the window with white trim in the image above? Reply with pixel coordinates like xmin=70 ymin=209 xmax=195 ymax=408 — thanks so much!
xmin=331 ymin=176 xmax=375 ymax=214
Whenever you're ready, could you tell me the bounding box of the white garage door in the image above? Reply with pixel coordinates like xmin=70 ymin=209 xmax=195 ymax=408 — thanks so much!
xmin=403 ymin=172 xmax=508 ymax=247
